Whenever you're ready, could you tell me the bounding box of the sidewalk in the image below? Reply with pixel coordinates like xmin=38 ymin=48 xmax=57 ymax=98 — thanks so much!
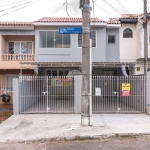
xmin=0 ymin=114 xmax=150 ymax=143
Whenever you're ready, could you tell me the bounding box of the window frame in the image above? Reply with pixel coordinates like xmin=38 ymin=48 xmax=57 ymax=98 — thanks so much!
xmin=108 ymin=35 xmax=116 ymax=44
xmin=123 ymin=28 xmax=133 ymax=38
xmin=45 ymin=69 xmax=70 ymax=76
xmin=38 ymin=30 xmax=71 ymax=49
xmin=77 ymin=30 xmax=97 ymax=48
xmin=8 ymin=41 xmax=33 ymax=54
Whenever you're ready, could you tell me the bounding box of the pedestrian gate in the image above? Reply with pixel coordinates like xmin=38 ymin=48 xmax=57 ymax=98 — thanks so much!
xmin=19 ymin=76 xmax=74 ymax=114
xmin=92 ymin=76 xmax=145 ymax=113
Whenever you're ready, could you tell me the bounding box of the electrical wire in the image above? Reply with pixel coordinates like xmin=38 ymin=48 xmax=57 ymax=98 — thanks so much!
xmin=0 ymin=0 xmax=40 ymax=18
xmin=114 ymin=0 xmax=130 ymax=14
xmin=102 ymin=0 xmax=123 ymax=15
xmin=0 ymin=0 xmax=26 ymax=8
xmin=112 ymin=0 xmax=128 ymax=14
xmin=63 ymin=0 xmax=69 ymax=16
xmin=95 ymin=2 xmax=120 ymax=18
xmin=0 ymin=0 xmax=33 ymax=13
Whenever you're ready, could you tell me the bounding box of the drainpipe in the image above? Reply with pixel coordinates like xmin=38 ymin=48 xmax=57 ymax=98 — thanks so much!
xmin=121 ymin=65 xmax=128 ymax=76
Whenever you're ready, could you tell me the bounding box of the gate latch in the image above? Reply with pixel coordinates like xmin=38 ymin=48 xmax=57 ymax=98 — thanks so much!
xmin=113 ymin=92 xmax=119 ymax=95
xmin=42 ymin=92 xmax=48 ymax=95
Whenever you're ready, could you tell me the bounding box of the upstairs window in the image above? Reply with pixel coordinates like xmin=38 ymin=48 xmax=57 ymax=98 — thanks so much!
xmin=108 ymin=35 xmax=115 ymax=43
xmin=39 ymin=31 xmax=70 ymax=48
xmin=78 ymin=30 xmax=96 ymax=47
xmin=8 ymin=42 xmax=32 ymax=54
xmin=123 ymin=28 xmax=133 ymax=38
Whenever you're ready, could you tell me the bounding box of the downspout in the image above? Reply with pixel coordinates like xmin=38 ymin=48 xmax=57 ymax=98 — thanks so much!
xmin=121 ymin=65 xmax=128 ymax=76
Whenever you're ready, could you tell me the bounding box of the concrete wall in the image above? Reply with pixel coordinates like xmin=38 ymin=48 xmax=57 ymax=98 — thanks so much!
xmin=13 ymin=78 xmax=19 ymax=115
xmin=137 ymin=22 xmax=150 ymax=59
xmin=35 ymin=26 xmax=107 ymax=62
xmin=106 ymin=29 xmax=119 ymax=62
xmin=0 ymin=70 xmax=34 ymax=84
xmin=120 ymin=24 xmax=137 ymax=62
xmin=147 ymin=72 xmax=150 ymax=105
xmin=74 ymin=76 xmax=82 ymax=113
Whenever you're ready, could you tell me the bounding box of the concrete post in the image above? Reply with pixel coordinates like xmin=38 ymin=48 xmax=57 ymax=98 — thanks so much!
xmin=13 ymin=78 xmax=19 ymax=115
xmin=74 ymin=76 xmax=82 ymax=113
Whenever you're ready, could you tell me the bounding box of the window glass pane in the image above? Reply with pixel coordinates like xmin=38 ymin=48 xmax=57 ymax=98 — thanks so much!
xmin=78 ymin=34 xmax=82 ymax=47
xmin=21 ymin=42 xmax=32 ymax=54
xmin=59 ymin=71 xmax=63 ymax=76
xmin=14 ymin=42 xmax=20 ymax=54
xmin=55 ymin=31 xmax=63 ymax=48
xmin=108 ymin=35 xmax=115 ymax=43
xmin=90 ymin=30 xmax=96 ymax=47
xmin=63 ymin=34 xmax=70 ymax=48
xmin=123 ymin=28 xmax=133 ymax=38
xmin=47 ymin=31 xmax=54 ymax=48
xmin=9 ymin=42 xmax=14 ymax=54
xmin=39 ymin=31 xmax=46 ymax=48
xmin=65 ymin=70 xmax=69 ymax=76
xmin=52 ymin=70 xmax=57 ymax=76
xmin=46 ymin=70 xmax=51 ymax=76
xmin=78 ymin=31 xmax=96 ymax=47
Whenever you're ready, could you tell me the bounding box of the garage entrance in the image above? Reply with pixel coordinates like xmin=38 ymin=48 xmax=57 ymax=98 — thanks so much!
xmin=92 ymin=76 xmax=146 ymax=113
xmin=19 ymin=76 xmax=74 ymax=114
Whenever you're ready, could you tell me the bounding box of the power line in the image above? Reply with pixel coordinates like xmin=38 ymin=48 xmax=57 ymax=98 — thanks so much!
xmin=0 ymin=0 xmax=33 ymax=13
xmin=112 ymin=0 xmax=129 ymax=14
xmin=0 ymin=0 xmax=26 ymax=8
xmin=102 ymin=0 xmax=124 ymax=15
xmin=95 ymin=2 xmax=120 ymax=18
xmin=0 ymin=0 xmax=40 ymax=18
xmin=114 ymin=0 xmax=130 ymax=14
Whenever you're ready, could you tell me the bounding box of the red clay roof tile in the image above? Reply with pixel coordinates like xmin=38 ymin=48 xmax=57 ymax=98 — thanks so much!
xmin=35 ymin=17 xmax=106 ymax=23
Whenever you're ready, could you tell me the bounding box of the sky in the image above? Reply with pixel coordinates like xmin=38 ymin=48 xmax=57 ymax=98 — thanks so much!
xmin=0 ymin=0 xmax=145 ymax=22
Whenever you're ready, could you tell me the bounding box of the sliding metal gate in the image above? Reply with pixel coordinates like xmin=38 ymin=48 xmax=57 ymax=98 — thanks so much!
xmin=92 ymin=76 xmax=145 ymax=113
xmin=19 ymin=76 xmax=74 ymax=114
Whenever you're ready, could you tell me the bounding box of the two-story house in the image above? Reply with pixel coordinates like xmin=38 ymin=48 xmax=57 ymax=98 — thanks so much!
xmin=31 ymin=17 xmax=121 ymax=77
xmin=0 ymin=22 xmax=35 ymax=104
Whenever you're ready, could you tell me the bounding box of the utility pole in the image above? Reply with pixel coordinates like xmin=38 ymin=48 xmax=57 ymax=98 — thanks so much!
xmin=143 ymin=0 xmax=148 ymax=112
xmin=80 ymin=0 xmax=92 ymax=126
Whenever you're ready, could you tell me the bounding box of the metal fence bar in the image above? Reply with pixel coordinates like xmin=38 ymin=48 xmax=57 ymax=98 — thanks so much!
xmin=92 ymin=76 xmax=146 ymax=114
xmin=19 ymin=76 xmax=75 ymax=114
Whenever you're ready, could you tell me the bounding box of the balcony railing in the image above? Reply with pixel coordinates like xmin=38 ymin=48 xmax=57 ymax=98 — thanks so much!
xmin=1 ymin=54 xmax=35 ymax=61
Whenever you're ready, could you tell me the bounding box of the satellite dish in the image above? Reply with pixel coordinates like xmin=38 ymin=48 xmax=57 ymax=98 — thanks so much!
xmin=67 ymin=70 xmax=82 ymax=77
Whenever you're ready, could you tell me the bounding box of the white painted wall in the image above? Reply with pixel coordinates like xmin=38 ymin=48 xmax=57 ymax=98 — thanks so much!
xmin=137 ymin=20 xmax=150 ymax=59
xmin=131 ymin=65 xmax=144 ymax=75
xmin=120 ymin=24 xmax=137 ymax=62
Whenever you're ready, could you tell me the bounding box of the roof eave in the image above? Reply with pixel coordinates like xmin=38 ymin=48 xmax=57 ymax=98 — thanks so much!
xmin=121 ymin=18 xmax=138 ymax=24
xmin=34 ymin=22 xmax=107 ymax=27
xmin=0 ymin=26 xmax=34 ymax=30
xmin=106 ymin=24 xmax=121 ymax=28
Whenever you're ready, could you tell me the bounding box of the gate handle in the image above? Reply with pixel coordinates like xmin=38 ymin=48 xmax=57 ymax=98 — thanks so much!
xmin=113 ymin=92 xmax=119 ymax=95
xmin=42 ymin=92 xmax=48 ymax=95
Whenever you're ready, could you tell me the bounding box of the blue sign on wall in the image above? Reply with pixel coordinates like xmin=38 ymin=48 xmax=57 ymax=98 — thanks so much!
xmin=59 ymin=27 xmax=82 ymax=34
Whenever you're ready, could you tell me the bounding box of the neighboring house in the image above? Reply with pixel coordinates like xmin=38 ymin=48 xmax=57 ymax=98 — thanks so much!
xmin=0 ymin=22 xmax=35 ymax=104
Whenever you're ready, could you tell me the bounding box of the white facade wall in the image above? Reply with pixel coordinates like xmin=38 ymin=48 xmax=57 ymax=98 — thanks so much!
xmin=119 ymin=24 xmax=137 ymax=62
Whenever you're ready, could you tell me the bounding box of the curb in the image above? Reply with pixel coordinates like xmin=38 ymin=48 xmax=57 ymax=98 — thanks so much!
xmin=1 ymin=133 xmax=150 ymax=144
